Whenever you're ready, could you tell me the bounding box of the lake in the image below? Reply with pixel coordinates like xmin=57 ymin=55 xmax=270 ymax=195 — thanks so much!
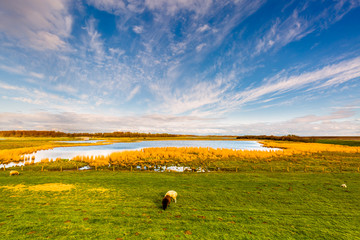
xmin=24 ymin=140 xmax=274 ymax=161
xmin=2 ymin=140 xmax=278 ymax=169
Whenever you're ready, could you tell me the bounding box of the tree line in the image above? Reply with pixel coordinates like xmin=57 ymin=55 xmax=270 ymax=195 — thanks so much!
xmin=0 ymin=130 xmax=179 ymax=138
xmin=237 ymin=135 xmax=316 ymax=142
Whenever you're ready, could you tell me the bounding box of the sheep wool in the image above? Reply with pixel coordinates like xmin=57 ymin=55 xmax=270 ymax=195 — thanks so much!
xmin=9 ymin=170 xmax=19 ymax=176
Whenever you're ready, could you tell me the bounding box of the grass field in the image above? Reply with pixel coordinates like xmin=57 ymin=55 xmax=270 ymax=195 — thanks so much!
xmin=1 ymin=171 xmax=360 ymax=239
xmin=315 ymin=139 xmax=360 ymax=147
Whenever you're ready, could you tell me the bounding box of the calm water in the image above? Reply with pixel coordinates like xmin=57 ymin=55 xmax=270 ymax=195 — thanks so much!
xmin=2 ymin=140 xmax=277 ymax=168
xmin=55 ymin=140 xmax=105 ymax=144
xmin=24 ymin=140 xmax=272 ymax=161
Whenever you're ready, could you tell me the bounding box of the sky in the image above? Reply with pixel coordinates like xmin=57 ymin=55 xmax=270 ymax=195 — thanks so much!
xmin=0 ymin=0 xmax=360 ymax=136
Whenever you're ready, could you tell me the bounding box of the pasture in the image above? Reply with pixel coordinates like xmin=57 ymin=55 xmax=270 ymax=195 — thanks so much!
xmin=1 ymin=171 xmax=360 ymax=239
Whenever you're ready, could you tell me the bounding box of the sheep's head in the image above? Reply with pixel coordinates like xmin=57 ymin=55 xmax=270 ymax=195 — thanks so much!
xmin=162 ymin=196 xmax=171 ymax=210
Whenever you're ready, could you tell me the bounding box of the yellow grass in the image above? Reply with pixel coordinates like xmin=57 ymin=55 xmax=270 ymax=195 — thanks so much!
xmin=0 ymin=183 xmax=75 ymax=192
xmin=69 ymin=141 xmax=360 ymax=168
xmin=2 ymin=140 xmax=360 ymax=170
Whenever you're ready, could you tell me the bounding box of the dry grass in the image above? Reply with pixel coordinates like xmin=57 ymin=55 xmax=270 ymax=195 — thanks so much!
xmin=1 ymin=183 xmax=75 ymax=192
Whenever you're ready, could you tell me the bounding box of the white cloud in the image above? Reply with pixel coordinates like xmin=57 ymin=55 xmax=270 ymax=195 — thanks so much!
xmin=0 ymin=64 xmax=26 ymax=75
xmin=159 ymin=74 xmax=234 ymax=115
xmin=0 ymin=81 xmax=85 ymax=112
xmin=53 ymin=84 xmax=77 ymax=94
xmin=126 ymin=85 xmax=141 ymax=101
xmin=0 ymin=0 xmax=72 ymax=51
xmin=0 ymin=110 xmax=358 ymax=136
xmin=329 ymin=0 xmax=360 ymax=24
xmin=133 ymin=25 xmax=144 ymax=34
xmin=254 ymin=1 xmax=360 ymax=55
xmin=109 ymin=48 xmax=125 ymax=56
xmin=197 ymin=24 xmax=211 ymax=32
xmin=255 ymin=10 xmax=313 ymax=55
xmin=0 ymin=111 xmax=219 ymax=134
xmin=29 ymin=72 xmax=45 ymax=79
xmin=87 ymin=0 xmax=125 ymax=14
xmin=226 ymin=119 xmax=360 ymax=136
xmin=84 ymin=18 xmax=105 ymax=62
xmin=196 ymin=43 xmax=207 ymax=52
xmin=231 ymin=56 xmax=360 ymax=108
xmin=0 ymin=82 xmax=26 ymax=91
xmin=144 ymin=0 xmax=213 ymax=16
xmin=289 ymin=110 xmax=355 ymax=124
xmin=0 ymin=64 xmax=44 ymax=79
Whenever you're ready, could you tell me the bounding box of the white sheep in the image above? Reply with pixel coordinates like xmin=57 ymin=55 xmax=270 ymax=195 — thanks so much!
xmin=9 ymin=170 xmax=20 ymax=176
xmin=340 ymin=183 xmax=347 ymax=188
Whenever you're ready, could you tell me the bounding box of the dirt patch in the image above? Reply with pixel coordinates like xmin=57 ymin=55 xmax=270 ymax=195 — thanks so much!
xmin=1 ymin=183 xmax=75 ymax=192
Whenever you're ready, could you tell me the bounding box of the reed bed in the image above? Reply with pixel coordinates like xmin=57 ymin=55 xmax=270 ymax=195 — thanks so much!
xmin=3 ymin=140 xmax=359 ymax=173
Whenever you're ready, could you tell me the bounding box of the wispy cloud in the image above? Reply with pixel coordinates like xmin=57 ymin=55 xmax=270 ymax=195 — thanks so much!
xmin=86 ymin=0 xmax=125 ymax=15
xmin=0 ymin=0 xmax=72 ymax=51
xmin=0 ymin=81 xmax=85 ymax=112
xmin=254 ymin=0 xmax=360 ymax=55
xmin=196 ymin=43 xmax=207 ymax=52
xmin=255 ymin=10 xmax=313 ymax=55
xmin=289 ymin=109 xmax=355 ymax=124
xmin=53 ymin=84 xmax=78 ymax=94
xmin=84 ymin=18 xmax=105 ymax=62
xmin=0 ymin=1 xmax=359 ymax=135
xmin=144 ymin=0 xmax=213 ymax=16
xmin=152 ymin=56 xmax=360 ymax=117
xmin=196 ymin=24 xmax=211 ymax=33
xmin=159 ymin=72 xmax=235 ymax=115
xmin=0 ymin=64 xmax=26 ymax=75
xmin=0 ymin=64 xmax=44 ymax=79
xmin=133 ymin=25 xmax=144 ymax=34
xmin=126 ymin=85 xmax=141 ymax=102
xmin=230 ymin=56 xmax=360 ymax=108
xmin=0 ymin=111 xmax=219 ymax=134
xmin=0 ymin=110 xmax=358 ymax=135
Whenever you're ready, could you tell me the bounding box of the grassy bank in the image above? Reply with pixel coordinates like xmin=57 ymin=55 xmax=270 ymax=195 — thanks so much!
xmin=1 ymin=171 xmax=359 ymax=239
xmin=315 ymin=139 xmax=360 ymax=147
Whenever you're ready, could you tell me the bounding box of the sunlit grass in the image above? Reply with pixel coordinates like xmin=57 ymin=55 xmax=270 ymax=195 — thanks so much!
xmin=1 ymin=171 xmax=359 ymax=239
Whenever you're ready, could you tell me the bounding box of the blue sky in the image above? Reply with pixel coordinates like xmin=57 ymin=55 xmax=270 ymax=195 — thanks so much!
xmin=0 ymin=0 xmax=360 ymax=135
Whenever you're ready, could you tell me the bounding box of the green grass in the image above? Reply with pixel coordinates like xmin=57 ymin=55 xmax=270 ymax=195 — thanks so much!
xmin=1 ymin=171 xmax=360 ymax=239
xmin=315 ymin=139 xmax=360 ymax=147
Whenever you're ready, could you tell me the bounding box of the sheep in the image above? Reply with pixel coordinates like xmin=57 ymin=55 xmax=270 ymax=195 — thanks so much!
xmin=162 ymin=190 xmax=178 ymax=210
xmin=165 ymin=190 xmax=178 ymax=203
xmin=340 ymin=183 xmax=347 ymax=188
xmin=10 ymin=170 xmax=20 ymax=176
